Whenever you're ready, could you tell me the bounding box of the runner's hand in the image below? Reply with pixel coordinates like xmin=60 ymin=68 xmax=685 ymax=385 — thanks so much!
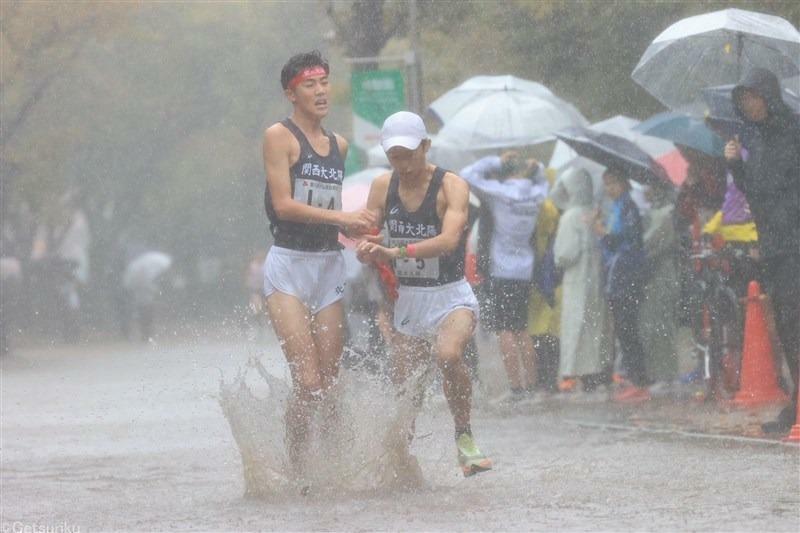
xmin=356 ymin=240 xmax=396 ymax=264
xmin=340 ymin=208 xmax=377 ymax=235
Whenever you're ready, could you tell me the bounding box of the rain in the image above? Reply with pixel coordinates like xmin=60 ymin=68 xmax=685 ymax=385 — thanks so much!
xmin=2 ymin=2 xmax=799 ymax=532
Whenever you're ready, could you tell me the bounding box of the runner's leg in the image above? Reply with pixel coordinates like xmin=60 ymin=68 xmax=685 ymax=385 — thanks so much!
xmin=435 ymin=308 xmax=476 ymax=434
xmin=266 ymin=291 xmax=323 ymax=470
xmin=310 ymin=300 xmax=345 ymax=391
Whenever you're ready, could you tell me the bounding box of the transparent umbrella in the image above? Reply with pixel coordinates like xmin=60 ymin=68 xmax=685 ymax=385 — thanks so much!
xmin=435 ymin=90 xmax=587 ymax=150
xmin=123 ymin=251 xmax=172 ymax=291
xmin=632 ymin=8 xmax=800 ymax=113
xmin=427 ymin=75 xmax=560 ymax=124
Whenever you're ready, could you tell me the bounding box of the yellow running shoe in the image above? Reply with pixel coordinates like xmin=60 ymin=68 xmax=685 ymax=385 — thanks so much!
xmin=456 ymin=433 xmax=492 ymax=477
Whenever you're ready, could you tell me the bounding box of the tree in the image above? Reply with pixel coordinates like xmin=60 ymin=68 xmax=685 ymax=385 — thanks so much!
xmin=325 ymin=0 xmax=407 ymax=70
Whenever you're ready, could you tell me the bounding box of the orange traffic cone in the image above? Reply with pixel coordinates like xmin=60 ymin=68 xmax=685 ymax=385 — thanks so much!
xmin=730 ymin=281 xmax=789 ymax=409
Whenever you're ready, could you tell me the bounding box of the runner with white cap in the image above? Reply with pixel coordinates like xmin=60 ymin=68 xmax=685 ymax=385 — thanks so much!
xmin=357 ymin=111 xmax=492 ymax=477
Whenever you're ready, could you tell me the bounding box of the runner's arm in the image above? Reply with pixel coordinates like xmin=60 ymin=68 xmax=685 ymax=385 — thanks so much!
xmin=355 ymin=173 xmax=391 ymax=262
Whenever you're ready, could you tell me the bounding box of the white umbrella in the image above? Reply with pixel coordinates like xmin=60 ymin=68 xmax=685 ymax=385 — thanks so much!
xmin=427 ymin=75 xmax=559 ymax=124
xmin=632 ymin=8 xmax=800 ymax=113
xmin=123 ymin=251 xmax=172 ymax=291
xmin=435 ymin=90 xmax=587 ymax=150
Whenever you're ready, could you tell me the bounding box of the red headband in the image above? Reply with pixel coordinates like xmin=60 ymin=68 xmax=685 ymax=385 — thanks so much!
xmin=288 ymin=66 xmax=328 ymax=89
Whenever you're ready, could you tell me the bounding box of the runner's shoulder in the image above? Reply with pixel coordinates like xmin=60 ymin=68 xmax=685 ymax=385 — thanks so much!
xmin=332 ymin=132 xmax=349 ymax=154
xmin=264 ymin=122 xmax=300 ymax=157
xmin=441 ymin=169 xmax=469 ymax=195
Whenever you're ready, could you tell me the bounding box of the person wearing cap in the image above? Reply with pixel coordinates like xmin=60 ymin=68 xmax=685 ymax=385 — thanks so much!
xmin=356 ymin=111 xmax=492 ymax=478
xmin=262 ymin=50 xmax=376 ymax=480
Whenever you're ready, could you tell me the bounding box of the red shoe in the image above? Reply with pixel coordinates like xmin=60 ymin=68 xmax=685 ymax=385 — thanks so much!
xmin=613 ymin=386 xmax=651 ymax=404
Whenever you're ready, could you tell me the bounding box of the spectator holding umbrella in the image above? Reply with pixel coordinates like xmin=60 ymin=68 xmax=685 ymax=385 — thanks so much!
xmin=556 ymin=127 xmax=672 ymax=402
xmin=724 ymin=67 xmax=800 ymax=434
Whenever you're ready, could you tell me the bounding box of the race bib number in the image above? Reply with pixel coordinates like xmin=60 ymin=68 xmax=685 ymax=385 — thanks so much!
xmin=294 ymin=179 xmax=341 ymax=211
xmin=390 ymin=238 xmax=439 ymax=279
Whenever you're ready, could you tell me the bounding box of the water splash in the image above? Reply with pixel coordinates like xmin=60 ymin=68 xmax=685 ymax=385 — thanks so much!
xmin=219 ymin=353 xmax=435 ymax=498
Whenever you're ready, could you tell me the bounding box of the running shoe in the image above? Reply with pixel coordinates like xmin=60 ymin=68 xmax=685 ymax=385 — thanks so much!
xmin=456 ymin=433 xmax=492 ymax=477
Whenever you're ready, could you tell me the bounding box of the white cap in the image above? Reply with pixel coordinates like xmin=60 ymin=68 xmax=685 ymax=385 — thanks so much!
xmin=381 ymin=111 xmax=427 ymax=152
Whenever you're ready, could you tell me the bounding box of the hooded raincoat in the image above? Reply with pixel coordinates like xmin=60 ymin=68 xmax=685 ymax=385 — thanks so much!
xmin=552 ymin=168 xmax=611 ymax=378
xmin=638 ymin=189 xmax=680 ymax=383
xmin=728 ymin=68 xmax=800 ymax=400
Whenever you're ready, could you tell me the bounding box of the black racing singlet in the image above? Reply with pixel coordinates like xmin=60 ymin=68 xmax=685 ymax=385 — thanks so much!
xmin=264 ymin=118 xmax=344 ymax=251
xmin=385 ymin=167 xmax=467 ymax=287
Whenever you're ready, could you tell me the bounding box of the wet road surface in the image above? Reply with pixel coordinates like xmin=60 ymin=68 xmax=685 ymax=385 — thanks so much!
xmin=2 ymin=336 xmax=798 ymax=532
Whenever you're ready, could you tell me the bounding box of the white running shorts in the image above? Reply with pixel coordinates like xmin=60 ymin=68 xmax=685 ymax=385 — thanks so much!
xmin=393 ymin=278 xmax=479 ymax=340
xmin=263 ymin=246 xmax=346 ymax=314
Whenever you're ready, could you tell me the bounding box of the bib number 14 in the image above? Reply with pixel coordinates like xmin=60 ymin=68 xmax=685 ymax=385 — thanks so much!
xmin=295 ymin=179 xmax=341 ymax=211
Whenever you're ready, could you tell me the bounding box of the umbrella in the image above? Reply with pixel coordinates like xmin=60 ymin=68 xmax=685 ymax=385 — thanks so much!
xmin=427 ymin=75 xmax=560 ymax=124
xmin=555 ymin=127 xmax=671 ymax=185
xmin=549 ymin=115 xmax=674 ymax=170
xmin=632 ymin=8 xmax=800 ymax=113
xmin=123 ymin=251 xmax=172 ymax=291
xmin=550 ymin=115 xmax=686 ymax=186
xmin=436 ymin=90 xmax=587 ymax=150
xmin=701 ymin=82 xmax=800 ymax=138
xmin=634 ymin=112 xmax=725 ymax=157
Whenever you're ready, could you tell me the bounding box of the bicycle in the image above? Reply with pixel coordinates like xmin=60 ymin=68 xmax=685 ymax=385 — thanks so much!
xmin=688 ymin=240 xmax=750 ymax=402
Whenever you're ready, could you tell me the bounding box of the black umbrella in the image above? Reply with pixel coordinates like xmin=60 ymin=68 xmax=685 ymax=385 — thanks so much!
xmin=555 ymin=127 xmax=671 ymax=185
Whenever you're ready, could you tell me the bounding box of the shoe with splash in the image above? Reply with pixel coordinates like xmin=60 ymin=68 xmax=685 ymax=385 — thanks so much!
xmin=456 ymin=432 xmax=492 ymax=477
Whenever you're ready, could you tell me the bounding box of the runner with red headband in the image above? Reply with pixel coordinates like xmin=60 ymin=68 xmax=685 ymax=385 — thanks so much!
xmin=262 ymin=50 xmax=376 ymax=487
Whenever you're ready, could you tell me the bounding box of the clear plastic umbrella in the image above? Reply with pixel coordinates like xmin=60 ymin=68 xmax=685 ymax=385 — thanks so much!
xmin=427 ymin=75 xmax=560 ymax=124
xmin=435 ymin=90 xmax=587 ymax=150
xmin=632 ymin=8 xmax=800 ymax=113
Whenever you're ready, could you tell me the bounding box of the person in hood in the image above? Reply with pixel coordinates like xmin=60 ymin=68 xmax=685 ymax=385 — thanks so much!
xmin=639 ymin=180 xmax=680 ymax=388
xmin=724 ymin=67 xmax=800 ymax=434
xmin=552 ymin=168 xmax=611 ymax=396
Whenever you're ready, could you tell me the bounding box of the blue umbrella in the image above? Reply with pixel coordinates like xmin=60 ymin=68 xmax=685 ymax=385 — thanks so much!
xmin=634 ymin=112 xmax=725 ymax=157
xmin=555 ymin=127 xmax=671 ymax=185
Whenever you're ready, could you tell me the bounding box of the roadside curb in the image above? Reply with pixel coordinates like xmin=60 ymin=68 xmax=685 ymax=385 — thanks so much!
xmin=564 ymin=418 xmax=800 ymax=448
